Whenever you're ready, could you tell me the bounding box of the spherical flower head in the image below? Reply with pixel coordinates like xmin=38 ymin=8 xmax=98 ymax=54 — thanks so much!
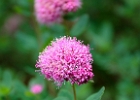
xmin=34 ymin=0 xmax=63 ymax=25
xmin=62 ymin=0 xmax=81 ymax=12
xmin=30 ymin=84 xmax=43 ymax=94
xmin=36 ymin=36 xmax=94 ymax=86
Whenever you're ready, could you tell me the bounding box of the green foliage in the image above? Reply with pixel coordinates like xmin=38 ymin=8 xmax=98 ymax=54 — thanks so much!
xmin=70 ymin=14 xmax=89 ymax=36
xmin=53 ymin=96 xmax=70 ymax=100
xmin=88 ymin=22 xmax=113 ymax=52
xmin=86 ymin=87 xmax=105 ymax=100
xmin=57 ymin=89 xmax=73 ymax=100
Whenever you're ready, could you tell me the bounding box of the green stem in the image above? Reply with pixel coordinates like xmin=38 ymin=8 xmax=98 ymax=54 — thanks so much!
xmin=72 ymin=84 xmax=77 ymax=100
xmin=30 ymin=13 xmax=42 ymax=50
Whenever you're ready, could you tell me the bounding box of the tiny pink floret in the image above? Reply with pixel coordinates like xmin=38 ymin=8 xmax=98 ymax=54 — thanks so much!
xmin=30 ymin=84 xmax=43 ymax=94
xmin=36 ymin=36 xmax=94 ymax=86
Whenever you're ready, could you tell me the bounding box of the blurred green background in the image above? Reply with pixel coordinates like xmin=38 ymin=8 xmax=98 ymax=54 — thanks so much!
xmin=0 ymin=0 xmax=140 ymax=100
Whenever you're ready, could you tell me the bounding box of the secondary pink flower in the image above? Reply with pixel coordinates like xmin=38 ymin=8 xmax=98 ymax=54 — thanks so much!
xmin=62 ymin=0 xmax=81 ymax=12
xmin=30 ymin=84 xmax=43 ymax=94
xmin=34 ymin=0 xmax=63 ymax=25
xmin=34 ymin=0 xmax=81 ymax=25
xmin=36 ymin=36 xmax=94 ymax=86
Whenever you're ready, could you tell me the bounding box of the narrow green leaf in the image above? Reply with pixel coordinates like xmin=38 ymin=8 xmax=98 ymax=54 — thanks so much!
xmin=49 ymin=24 xmax=65 ymax=35
xmin=2 ymin=70 xmax=12 ymax=87
xmin=53 ymin=96 xmax=69 ymax=100
xmin=70 ymin=14 xmax=89 ymax=36
xmin=15 ymin=31 xmax=37 ymax=52
xmin=86 ymin=86 xmax=105 ymax=100
xmin=99 ymin=22 xmax=113 ymax=41
xmin=58 ymin=89 xmax=73 ymax=100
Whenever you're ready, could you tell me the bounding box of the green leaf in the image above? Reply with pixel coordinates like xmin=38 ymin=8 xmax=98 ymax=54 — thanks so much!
xmin=2 ymin=70 xmax=12 ymax=87
xmin=99 ymin=22 xmax=113 ymax=41
xmin=25 ymin=91 xmax=34 ymax=97
xmin=15 ymin=31 xmax=37 ymax=52
xmin=49 ymin=24 xmax=65 ymax=36
xmin=29 ymin=74 xmax=45 ymax=88
xmin=53 ymin=96 xmax=69 ymax=100
xmin=88 ymin=22 xmax=113 ymax=52
xmin=86 ymin=86 xmax=105 ymax=100
xmin=0 ymin=84 xmax=10 ymax=96
xmin=13 ymin=80 xmax=27 ymax=93
xmin=58 ymin=89 xmax=73 ymax=100
xmin=70 ymin=14 xmax=89 ymax=36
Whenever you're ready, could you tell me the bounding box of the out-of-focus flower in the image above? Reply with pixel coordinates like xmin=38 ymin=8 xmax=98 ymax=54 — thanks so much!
xmin=36 ymin=36 xmax=94 ymax=86
xmin=34 ymin=0 xmax=81 ymax=25
xmin=62 ymin=0 xmax=81 ymax=12
xmin=4 ymin=15 xmax=23 ymax=34
xmin=30 ymin=84 xmax=43 ymax=94
xmin=34 ymin=0 xmax=63 ymax=25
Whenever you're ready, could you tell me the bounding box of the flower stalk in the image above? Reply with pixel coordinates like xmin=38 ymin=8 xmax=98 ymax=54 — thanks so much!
xmin=72 ymin=84 xmax=77 ymax=100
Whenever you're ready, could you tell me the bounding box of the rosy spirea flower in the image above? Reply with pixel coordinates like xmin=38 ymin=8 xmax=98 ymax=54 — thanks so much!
xmin=30 ymin=84 xmax=43 ymax=94
xmin=62 ymin=0 xmax=81 ymax=12
xmin=35 ymin=0 xmax=63 ymax=24
xmin=36 ymin=36 xmax=94 ymax=86
xmin=34 ymin=0 xmax=81 ymax=25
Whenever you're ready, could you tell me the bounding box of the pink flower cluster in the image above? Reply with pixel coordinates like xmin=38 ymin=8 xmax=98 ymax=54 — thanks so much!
xmin=30 ymin=84 xmax=43 ymax=94
xmin=36 ymin=36 xmax=94 ymax=86
xmin=34 ymin=0 xmax=81 ymax=25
